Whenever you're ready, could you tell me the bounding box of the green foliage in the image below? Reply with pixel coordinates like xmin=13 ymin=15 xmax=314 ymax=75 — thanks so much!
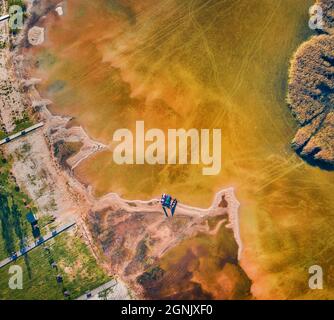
xmin=8 ymin=0 xmax=26 ymax=11
xmin=0 ymin=153 xmax=35 ymax=259
xmin=0 ymin=194 xmax=16 ymax=255
xmin=0 ymin=130 xmax=7 ymax=140
xmin=13 ymin=113 xmax=33 ymax=134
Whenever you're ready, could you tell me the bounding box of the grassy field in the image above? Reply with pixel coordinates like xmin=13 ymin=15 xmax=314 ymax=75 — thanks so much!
xmin=0 ymin=151 xmax=110 ymax=299
xmin=0 ymin=232 xmax=110 ymax=300
xmin=0 ymin=152 xmax=36 ymax=260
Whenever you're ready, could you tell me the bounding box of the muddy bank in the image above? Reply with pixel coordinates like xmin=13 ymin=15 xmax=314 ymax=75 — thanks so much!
xmin=88 ymin=189 xmax=251 ymax=299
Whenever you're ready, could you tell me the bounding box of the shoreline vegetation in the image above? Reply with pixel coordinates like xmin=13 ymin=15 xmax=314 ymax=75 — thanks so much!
xmin=287 ymin=0 xmax=334 ymax=170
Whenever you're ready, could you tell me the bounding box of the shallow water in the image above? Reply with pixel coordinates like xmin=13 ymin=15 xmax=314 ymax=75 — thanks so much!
xmin=32 ymin=0 xmax=334 ymax=298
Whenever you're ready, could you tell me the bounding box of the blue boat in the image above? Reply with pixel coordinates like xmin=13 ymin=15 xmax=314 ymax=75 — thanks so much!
xmin=161 ymin=194 xmax=178 ymax=217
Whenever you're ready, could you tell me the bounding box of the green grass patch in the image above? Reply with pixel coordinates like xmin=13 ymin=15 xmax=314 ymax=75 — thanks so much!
xmin=0 ymin=130 xmax=7 ymax=140
xmin=13 ymin=113 xmax=33 ymax=134
xmin=0 ymin=153 xmax=37 ymax=260
xmin=8 ymin=0 xmax=26 ymax=10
